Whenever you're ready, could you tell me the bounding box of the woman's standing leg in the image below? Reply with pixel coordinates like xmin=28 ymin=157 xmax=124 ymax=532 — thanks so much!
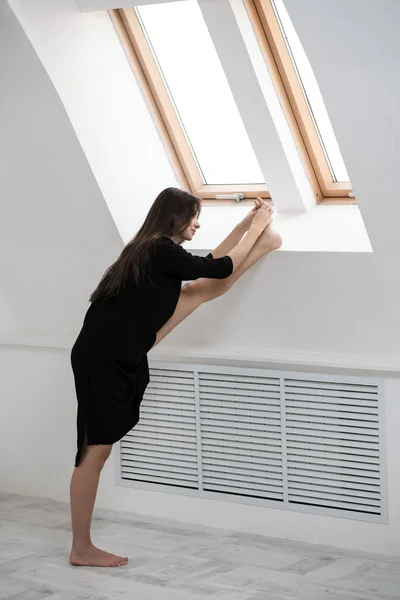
xmin=154 ymin=224 xmax=282 ymax=346
xmin=69 ymin=437 xmax=128 ymax=567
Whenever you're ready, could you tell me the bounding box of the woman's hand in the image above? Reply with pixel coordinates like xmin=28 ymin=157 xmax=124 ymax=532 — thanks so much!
xmin=250 ymin=202 xmax=274 ymax=234
xmin=239 ymin=198 xmax=265 ymax=232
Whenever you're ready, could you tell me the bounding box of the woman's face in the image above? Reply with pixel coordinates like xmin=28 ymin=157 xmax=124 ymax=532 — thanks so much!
xmin=181 ymin=213 xmax=200 ymax=242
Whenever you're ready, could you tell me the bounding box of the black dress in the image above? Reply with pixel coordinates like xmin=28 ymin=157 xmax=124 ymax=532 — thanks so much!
xmin=71 ymin=236 xmax=233 ymax=467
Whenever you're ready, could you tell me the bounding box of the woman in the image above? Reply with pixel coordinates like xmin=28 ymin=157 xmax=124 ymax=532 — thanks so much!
xmin=70 ymin=187 xmax=281 ymax=567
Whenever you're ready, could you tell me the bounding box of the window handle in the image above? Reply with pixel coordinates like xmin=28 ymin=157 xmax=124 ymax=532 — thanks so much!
xmin=215 ymin=193 xmax=245 ymax=202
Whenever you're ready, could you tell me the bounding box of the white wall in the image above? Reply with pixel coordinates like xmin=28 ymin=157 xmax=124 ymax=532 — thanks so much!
xmin=0 ymin=0 xmax=123 ymax=335
xmin=0 ymin=288 xmax=18 ymax=333
xmin=0 ymin=346 xmax=77 ymax=498
xmin=2 ymin=0 xmax=400 ymax=557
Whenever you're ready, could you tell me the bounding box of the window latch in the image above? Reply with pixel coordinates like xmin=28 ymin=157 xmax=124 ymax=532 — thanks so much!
xmin=215 ymin=193 xmax=245 ymax=202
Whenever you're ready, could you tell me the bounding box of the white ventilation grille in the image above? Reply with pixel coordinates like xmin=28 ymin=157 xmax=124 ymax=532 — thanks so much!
xmin=199 ymin=371 xmax=283 ymax=501
xmin=120 ymin=369 xmax=198 ymax=488
xmin=120 ymin=363 xmax=385 ymax=521
xmin=284 ymin=378 xmax=381 ymax=515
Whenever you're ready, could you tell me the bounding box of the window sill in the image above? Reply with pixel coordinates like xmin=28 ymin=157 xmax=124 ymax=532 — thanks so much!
xmin=185 ymin=204 xmax=371 ymax=253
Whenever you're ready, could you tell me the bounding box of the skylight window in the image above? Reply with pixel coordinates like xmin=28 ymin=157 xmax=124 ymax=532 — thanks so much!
xmin=271 ymin=0 xmax=349 ymax=183
xmin=137 ymin=1 xmax=265 ymax=188
xmin=251 ymin=0 xmax=352 ymax=199
xmin=115 ymin=0 xmax=353 ymax=203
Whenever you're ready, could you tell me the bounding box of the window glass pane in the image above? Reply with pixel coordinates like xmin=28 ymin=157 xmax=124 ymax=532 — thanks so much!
xmin=272 ymin=0 xmax=349 ymax=183
xmin=136 ymin=0 xmax=265 ymax=186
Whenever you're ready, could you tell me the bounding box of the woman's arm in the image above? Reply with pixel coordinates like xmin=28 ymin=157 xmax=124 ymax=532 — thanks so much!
xmin=154 ymin=237 xmax=234 ymax=280
xmin=153 ymin=203 xmax=273 ymax=280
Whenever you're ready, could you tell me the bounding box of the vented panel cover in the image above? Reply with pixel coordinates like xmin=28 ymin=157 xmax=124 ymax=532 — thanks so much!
xmin=121 ymin=369 xmax=198 ymax=489
xmin=119 ymin=365 xmax=384 ymax=520
xmin=285 ymin=378 xmax=381 ymax=514
xmin=199 ymin=371 xmax=283 ymax=500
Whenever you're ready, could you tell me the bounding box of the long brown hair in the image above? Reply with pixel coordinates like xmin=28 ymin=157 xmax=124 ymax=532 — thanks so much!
xmin=90 ymin=187 xmax=201 ymax=303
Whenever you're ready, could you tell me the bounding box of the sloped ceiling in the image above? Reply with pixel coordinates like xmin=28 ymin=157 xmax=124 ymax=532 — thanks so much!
xmin=0 ymin=1 xmax=122 ymax=335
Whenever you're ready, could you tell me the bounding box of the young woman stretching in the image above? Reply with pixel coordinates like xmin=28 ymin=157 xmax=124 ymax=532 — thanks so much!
xmin=70 ymin=187 xmax=282 ymax=567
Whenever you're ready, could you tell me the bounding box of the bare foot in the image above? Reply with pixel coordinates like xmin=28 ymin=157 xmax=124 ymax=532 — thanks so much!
xmin=70 ymin=545 xmax=128 ymax=567
xmin=258 ymin=222 xmax=282 ymax=253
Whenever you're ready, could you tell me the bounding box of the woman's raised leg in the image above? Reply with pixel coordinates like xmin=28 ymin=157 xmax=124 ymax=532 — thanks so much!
xmin=154 ymin=224 xmax=282 ymax=346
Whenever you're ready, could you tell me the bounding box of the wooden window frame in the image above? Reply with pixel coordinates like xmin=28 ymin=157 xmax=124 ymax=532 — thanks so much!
xmin=111 ymin=8 xmax=269 ymax=203
xmin=249 ymin=0 xmax=353 ymax=202
xmin=111 ymin=3 xmax=354 ymax=205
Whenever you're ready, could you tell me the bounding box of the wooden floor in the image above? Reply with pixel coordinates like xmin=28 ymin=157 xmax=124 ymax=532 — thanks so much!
xmin=0 ymin=492 xmax=399 ymax=600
